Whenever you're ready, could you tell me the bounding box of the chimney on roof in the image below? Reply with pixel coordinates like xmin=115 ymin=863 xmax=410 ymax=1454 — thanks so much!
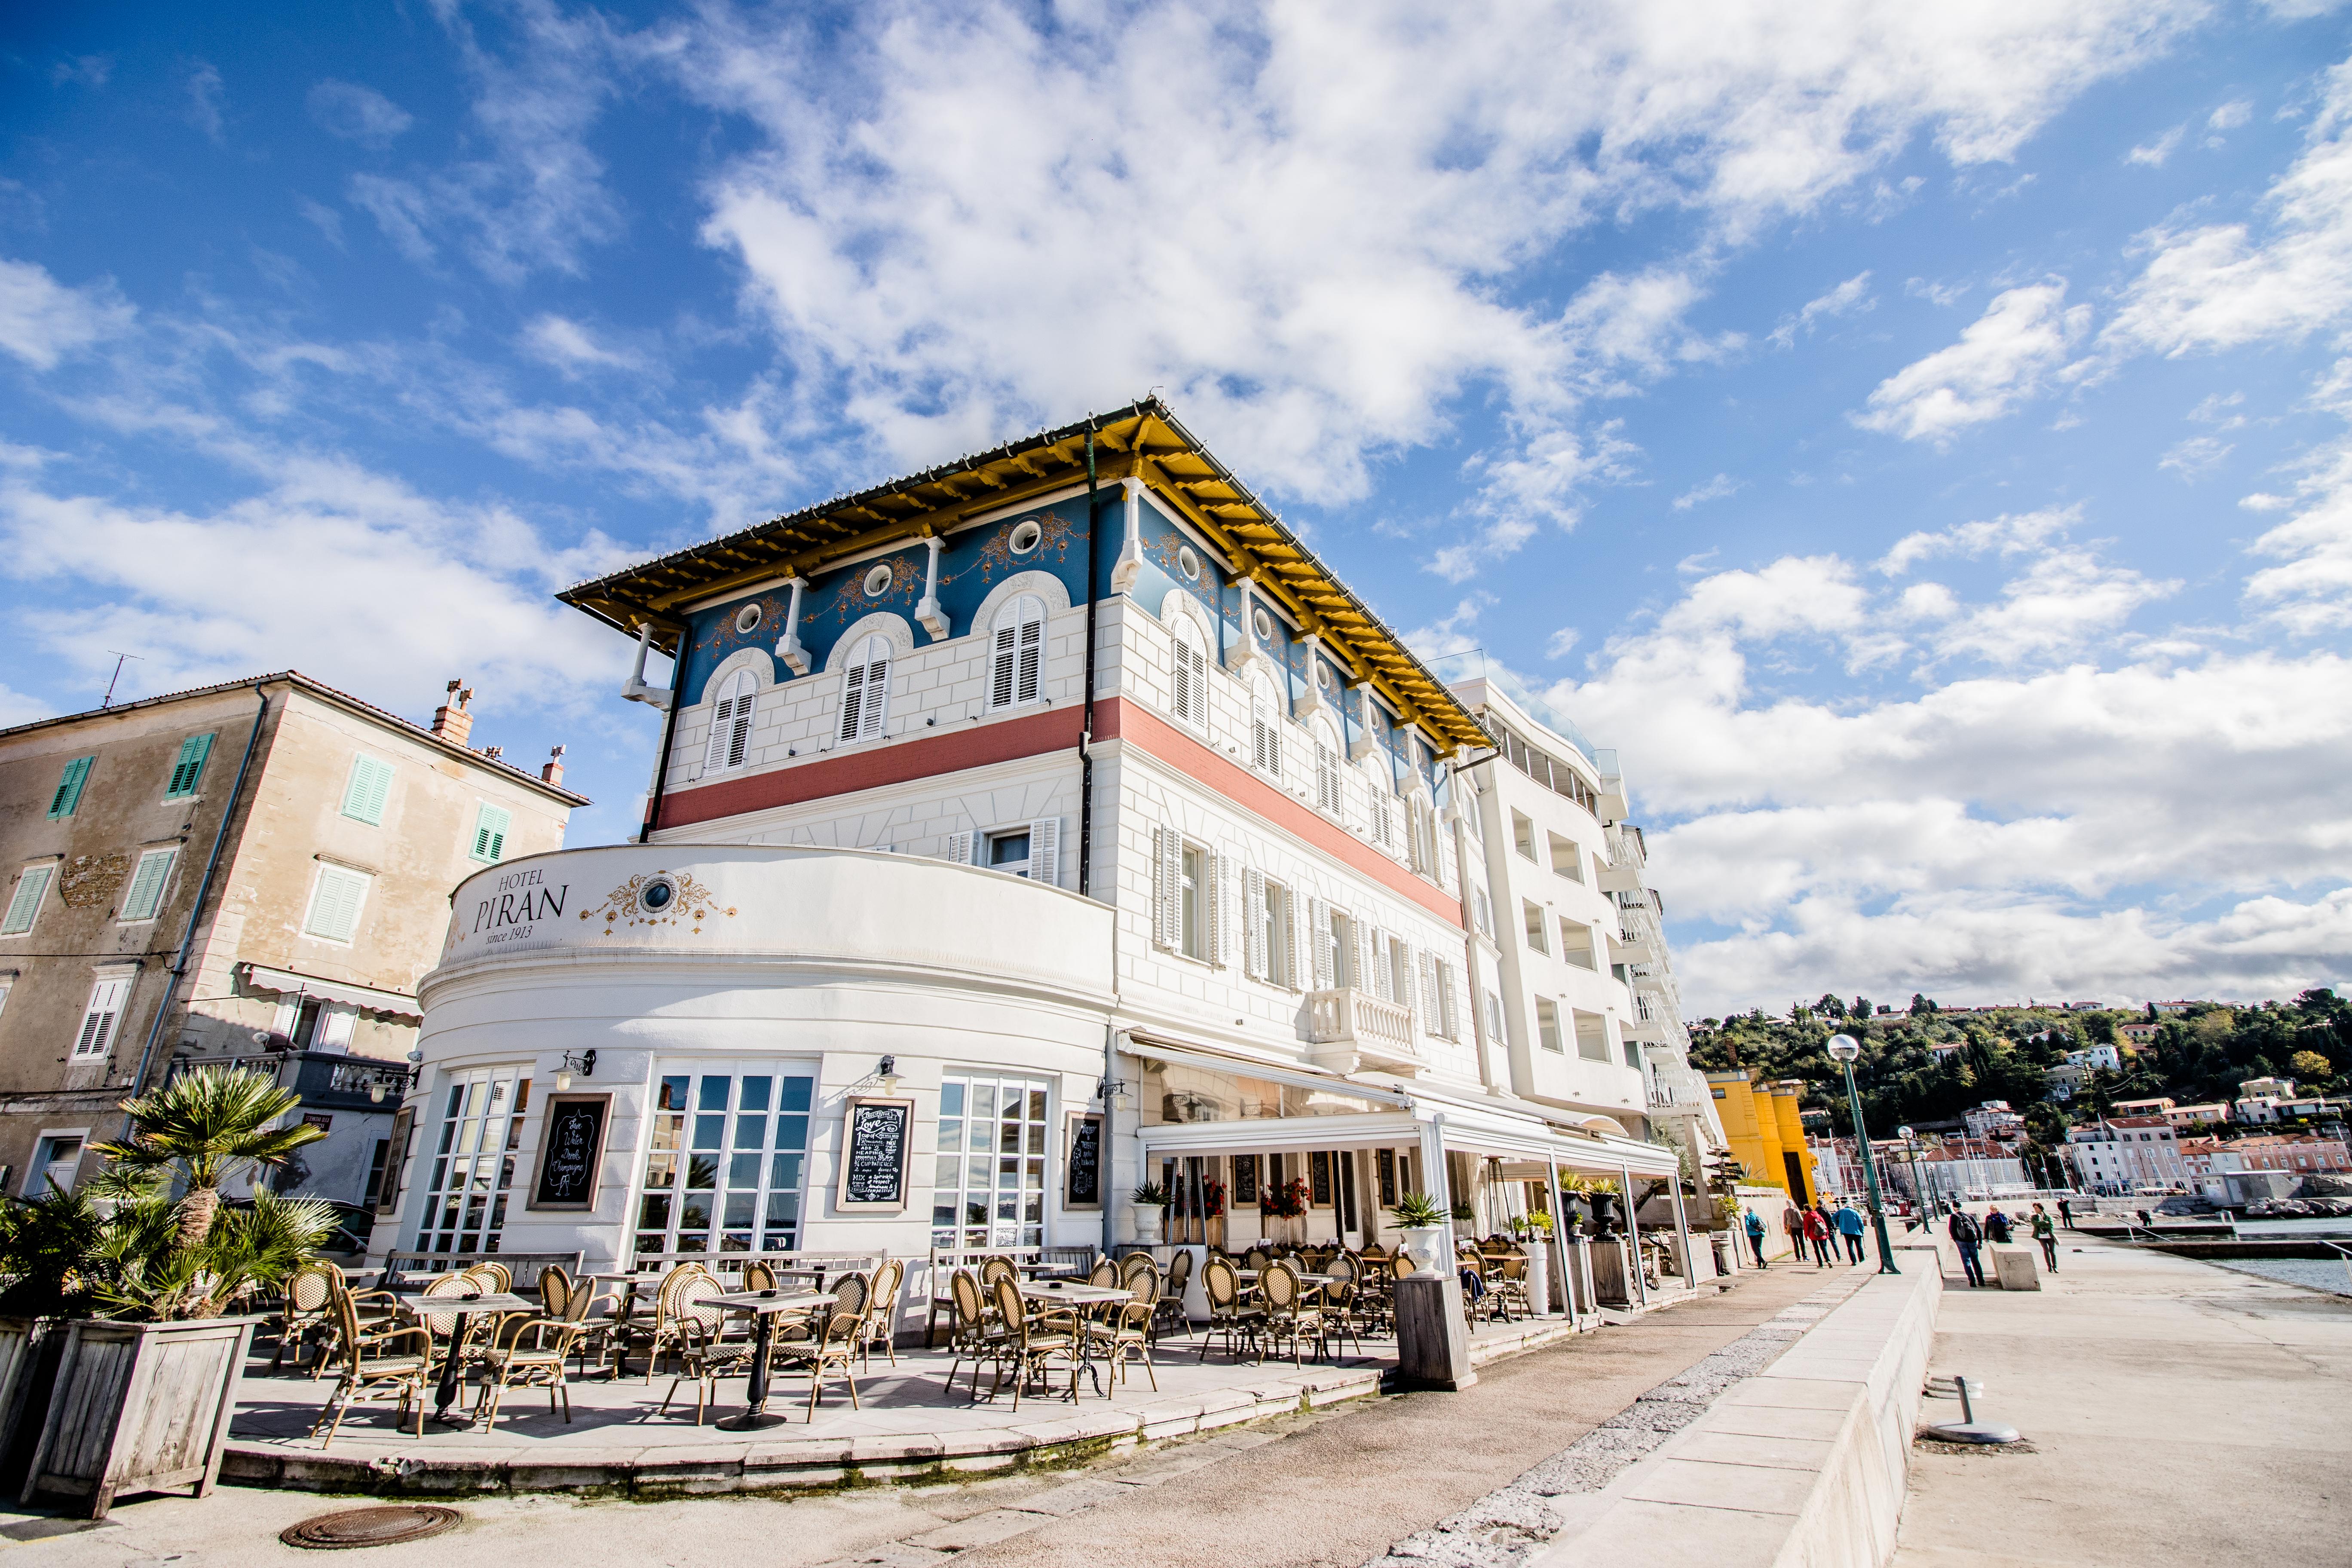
xmin=542 ymin=745 xmax=566 ymax=788
xmin=484 ymin=746 xmax=503 ymax=762
xmin=431 ymin=680 xmax=475 ymax=747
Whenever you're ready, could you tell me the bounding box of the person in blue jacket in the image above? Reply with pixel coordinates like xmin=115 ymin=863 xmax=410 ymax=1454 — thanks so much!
xmin=1743 ymin=1207 xmax=1769 ymax=1268
xmin=1832 ymin=1200 xmax=1866 ymax=1264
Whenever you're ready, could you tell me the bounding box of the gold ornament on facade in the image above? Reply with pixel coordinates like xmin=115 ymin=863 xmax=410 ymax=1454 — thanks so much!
xmin=580 ymin=871 xmax=738 ymax=935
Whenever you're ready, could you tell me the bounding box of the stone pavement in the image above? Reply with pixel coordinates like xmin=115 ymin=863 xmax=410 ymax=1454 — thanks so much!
xmin=0 ymin=1259 xmax=1859 ymax=1566
xmin=1894 ymin=1228 xmax=2352 ymax=1568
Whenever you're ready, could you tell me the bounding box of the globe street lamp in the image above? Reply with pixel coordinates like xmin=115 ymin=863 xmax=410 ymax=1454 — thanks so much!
xmin=1828 ymin=1034 xmax=1900 ymax=1274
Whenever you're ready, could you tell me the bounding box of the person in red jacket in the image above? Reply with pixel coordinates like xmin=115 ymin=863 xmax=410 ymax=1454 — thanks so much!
xmin=1801 ymin=1205 xmax=1833 ymax=1268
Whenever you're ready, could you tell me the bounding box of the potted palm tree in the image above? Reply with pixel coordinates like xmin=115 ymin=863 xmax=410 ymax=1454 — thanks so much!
xmin=6 ymin=1068 xmax=330 ymax=1519
xmin=1130 ymin=1182 xmax=1172 ymax=1245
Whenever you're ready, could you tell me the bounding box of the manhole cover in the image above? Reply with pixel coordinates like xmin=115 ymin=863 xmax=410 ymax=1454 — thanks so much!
xmin=281 ymin=1505 xmax=462 ymax=1550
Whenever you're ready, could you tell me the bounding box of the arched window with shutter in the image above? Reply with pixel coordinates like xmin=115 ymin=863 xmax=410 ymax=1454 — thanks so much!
xmin=1249 ymin=676 xmax=1282 ymax=778
xmin=1170 ymin=616 xmax=1209 ymax=731
xmin=989 ymin=594 xmax=1046 ymax=710
xmin=837 ymin=635 xmax=891 ymax=743
xmin=1312 ymin=720 xmax=1342 ymax=815
xmin=702 ymin=669 xmax=756 ymax=774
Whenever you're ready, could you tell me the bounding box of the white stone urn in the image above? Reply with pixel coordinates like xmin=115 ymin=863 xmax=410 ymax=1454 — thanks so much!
xmin=1133 ymin=1204 xmax=1165 ymax=1246
xmin=1399 ymin=1224 xmax=1448 ymax=1278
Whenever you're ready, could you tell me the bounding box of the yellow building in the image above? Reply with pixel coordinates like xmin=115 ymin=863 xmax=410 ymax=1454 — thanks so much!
xmin=1767 ymin=1081 xmax=1815 ymax=1203
xmin=1705 ymin=1069 xmax=1817 ymax=1203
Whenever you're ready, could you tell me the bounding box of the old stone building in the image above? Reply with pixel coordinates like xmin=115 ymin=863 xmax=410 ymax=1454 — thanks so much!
xmin=0 ymin=672 xmax=583 ymax=1222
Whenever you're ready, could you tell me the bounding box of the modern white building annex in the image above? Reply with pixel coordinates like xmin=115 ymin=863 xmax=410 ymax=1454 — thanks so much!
xmin=369 ymin=400 xmax=1724 ymax=1325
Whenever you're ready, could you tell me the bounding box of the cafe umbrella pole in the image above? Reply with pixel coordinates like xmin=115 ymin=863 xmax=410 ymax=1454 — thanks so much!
xmin=1827 ymin=1034 xmax=1900 ymax=1275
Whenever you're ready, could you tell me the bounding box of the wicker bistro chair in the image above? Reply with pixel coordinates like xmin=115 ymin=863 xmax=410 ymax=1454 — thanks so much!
xmin=310 ymin=1287 xmax=434 ymax=1446
xmin=741 ymin=1260 xmax=778 ymax=1293
xmin=1241 ymin=1246 xmax=1271 ymax=1272
xmin=658 ymin=1279 xmax=764 ymax=1426
xmin=1197 ymin=1256 xmax=1265 ymax=1364
xmin=1153 ymin=1249 xmax=1194 ymax=1340
xmin=946 ymin=1269 xmax=1012 ymax=1400
xmin=1087 ymin=1278 xmax=1158 ymax=1394
xmin=271 ymin=1261 xmax=339 ymax=1374
xmin=772 ymin=1302 xmax=864 ymax=1418
xmin=1488 ymin=1253 xmax=1532 ymax=1323
xmin=980 ymin=1256 xmax=1020 ymax=1294
xmin=473 ymin=1296 xmax=594 ymax=1429
xmin=1088 ymin=1257 xmax=1121 ymax=1289
xmin=1259 ymin=1260 xmax=1329 ymax=1367
xmin=860 ymin=1257 xmax=904 ymax=1370
xmin=537 ymin=1265 xmax=574 ymax=1319
xmin=988 ymin=1276 xmax=1083 ymax=1409
xmin=1117 ymin=1251 xmax=1157 ymax=1289
xmin=621 ymin=1262 xmax=714 ymax=1380
xmin=780 ymin=1268 xmax=870 ymax=1346
xmin=464 ymin=1261 xmax=513 ymax=1294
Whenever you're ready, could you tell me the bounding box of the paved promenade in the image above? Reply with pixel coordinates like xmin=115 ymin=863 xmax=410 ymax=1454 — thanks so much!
xmin=1896 ymin=1228 xmax=2352 ymax=1568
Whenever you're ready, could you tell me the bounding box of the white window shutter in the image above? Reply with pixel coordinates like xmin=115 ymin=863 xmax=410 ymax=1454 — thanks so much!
xmin=73 ymin=977 xmax=129 ymax=1059
xmin=838 ymin=662 xmax=866 ymax=743
xmin=1309 ymin=897 xmax=1332 ymax=989
xmin=121 ymin=849 xmax=175 ymax=922
xmin=1017 ymin=602 xmax=1043 ymax=704
xmin=859 ymin=649 xmax=889 ymax=739
xmin=1356 ymin=920 xmax=1377 ymax=998
xmin=1419 ymin=952 xmax=1438 ymax=1035
xmin=1205 ymin=850 xmax=1225 ymax=967
xmin=990 ymin=623 xmax=1019 ymax=710
xmin=1 ymin=867 xmax=51 ymax=936
xmin=945 ymin=831 xmax=975 ymax=867
xmin=1286 ymin=890 xmax=1307 ymax=992
xmin=1400 ymin=945 xmax=1419 ymax=1030
xmin=1028 ymin=817 xmax=1060 ymax=886
xmin=1151 ymin=828 xmax=1170 ymax=947
xmin=1243 ymin=866 xmax=1266 ymax=980
xmin=726 ymin=680 xmax=754 ymax=767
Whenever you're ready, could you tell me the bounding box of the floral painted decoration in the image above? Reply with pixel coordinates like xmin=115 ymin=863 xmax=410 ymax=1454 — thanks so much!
xmin=581 ymin=871 xmax=739 ymax=935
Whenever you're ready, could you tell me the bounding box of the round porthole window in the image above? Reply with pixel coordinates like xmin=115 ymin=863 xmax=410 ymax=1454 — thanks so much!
xmin=733 ymin=603 xmax=763 ymax=635
xmin=1177 ymin=545 xmax=1201 ymax=582
xmin=1316 ymin=662 xmax=1334 ymax=691
xmin=863 ymin=564 xmax=894 ymax=598
xmin=1009 ymin=519 xmax=1043 ymax=555
xmin=637 ymin=875 xmax=678 ymax=915
xmin=1253 ymin=606 xmax=1274 ymax=642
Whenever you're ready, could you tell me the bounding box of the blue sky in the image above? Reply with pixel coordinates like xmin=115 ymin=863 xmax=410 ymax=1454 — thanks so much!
xmin=5 ymin=1 xmax=2350 ymax=1014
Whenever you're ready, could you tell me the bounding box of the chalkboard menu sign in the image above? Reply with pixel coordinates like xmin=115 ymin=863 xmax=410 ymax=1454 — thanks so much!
xmin=1233 ymin=1153 xmax=1259 ymax=1206
xmin=1310 ymin=1150 xmax=1334 ymax=1207
xmin=375 ymin=1108 xmax=414 ymax=1215
xmin=528 ymin=1093 xmax=610 ymax=1211
xmin=1064 ymin=1113 xmax=1103 ymax=1209
xmin=837 ymin=1096 xmax=913 ymax=1210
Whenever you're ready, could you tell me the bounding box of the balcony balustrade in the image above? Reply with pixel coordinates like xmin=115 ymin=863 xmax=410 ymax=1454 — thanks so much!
xmin=1305 ymin=987 xmax=1422 ymax=1075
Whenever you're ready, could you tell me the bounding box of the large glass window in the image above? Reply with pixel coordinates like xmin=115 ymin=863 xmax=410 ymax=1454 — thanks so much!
xmin=931 ymin=1072 xmax=1050 ymax=1251
xmin=637 ymin=1068 xmax=816 ymax=1261
xmin=414 ymin=1066 xmax=530 ymax=1254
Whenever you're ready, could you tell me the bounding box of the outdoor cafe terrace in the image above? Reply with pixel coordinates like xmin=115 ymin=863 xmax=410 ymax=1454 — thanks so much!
xmin=224 ymin=1241 xmax=1707 ymax=1496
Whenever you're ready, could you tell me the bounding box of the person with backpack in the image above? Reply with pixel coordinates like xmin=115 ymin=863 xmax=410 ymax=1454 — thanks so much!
xmin=1781 ymin=1201 xmax=1806 ymax=1261
xmin=1802 ymin=1205 xmax=1833 ymax=1267
xmin=1744 ymin=1207 xmax=1769 ymax=1268
xmin=1833 ymin=1200 xmax=1867 ymax=1262
xmin=1985 ymin=1207 xmax=2015 ymax=1245
xmin=1948 ymin=1208 xmax=1986 ymax=1287
xmin=2030 ymin=1204 xmax=2059 ymax=1272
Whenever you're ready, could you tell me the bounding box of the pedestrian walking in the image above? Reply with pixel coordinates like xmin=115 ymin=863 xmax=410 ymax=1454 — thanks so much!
xmin=2136 ymin=1207 xmax=2153 ymax=1229
xmin=1948 ymin=1208 xmax=1987 ymax=1287
xmin=1744 ymin=1207 xmax=1769 ymax=1268
xmin=1834 ymin=1200 xmax=1866 ymax=1262
xmin=1984 ymin=1207 xmax=2014 ymax=1245
xmin=1781 ymin=1201 xmax=1806 ymax=1261
xmin=2030 ymin=1204 xmax=2059 ymax=1272
xmin=1802 ymin=1205 xmax=1833 ymax=1267
xmin=2058 ymin=1197 xmax=2074 ymax=1230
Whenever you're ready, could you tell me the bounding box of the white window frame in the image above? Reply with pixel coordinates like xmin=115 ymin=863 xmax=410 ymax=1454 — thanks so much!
xmin=1512 ymin=811 xmax=1537 ymax=861
xmin=29 ymin=1130 xmax=89 ymax=1197
xmin=303 ymin=864 xmax=373 ymax=945
xmin=1170 ymin=619 xmax=1210 ymax=732
xmin=1153 ymin=828 xmax=1221 ymax=965
xmin=71 ymin=972 xmax=135 ymax=1060
xmin=933 ymin=1071 xmax=1052 ymax=1252
xmin=988 ymin=594 xmax=1047 ymax=711
xmin=118 ymin=847 xmax=178 ymax=924
xmin=704 ymin=669 xmax=758 ymax=774
xmin=837 ymin=635 xmax=891 ymax=744
xmin=1536 ymin=997 xmax=1563 ymax=1054
xmin=1523 ymin=900 xmax=1550 ymax=955
xmin=1560 ymin=916 xmax=1595 ymax=970
xmin=1249 ymin=679 xmax=1283 ymax=779
xmin=1549 ymin=832 xmax=1584 ymax=882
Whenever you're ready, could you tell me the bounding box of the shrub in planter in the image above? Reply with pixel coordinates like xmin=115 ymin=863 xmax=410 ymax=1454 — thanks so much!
xmin=1 ymin=1069 xmax=330 ymax=1518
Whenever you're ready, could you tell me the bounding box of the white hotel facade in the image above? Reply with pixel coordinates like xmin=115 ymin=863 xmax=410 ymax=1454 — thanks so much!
xmin=370 ymin=401 xmax=1724 ymax=1321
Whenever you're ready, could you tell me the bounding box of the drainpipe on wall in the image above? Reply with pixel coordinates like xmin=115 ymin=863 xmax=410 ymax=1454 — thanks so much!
xmin=124 ymin=682 xmax=272 ymax=1126
xmin=1079 ymin=427 xmax=1123 ymax=1261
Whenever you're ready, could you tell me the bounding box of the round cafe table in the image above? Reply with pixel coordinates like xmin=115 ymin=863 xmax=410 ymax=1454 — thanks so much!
xmin=395 ymin=1290 xmax=537 ymax=1424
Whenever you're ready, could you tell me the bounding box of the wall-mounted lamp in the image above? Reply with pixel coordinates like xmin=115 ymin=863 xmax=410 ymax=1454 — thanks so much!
xmin=1093 ymin=1074 xmax=1135 ymax=1113
xmin=876 ymin=1055 xmax=900 ymax=1096
xmin=555 ymin=1048 xmax=598 ymax=1092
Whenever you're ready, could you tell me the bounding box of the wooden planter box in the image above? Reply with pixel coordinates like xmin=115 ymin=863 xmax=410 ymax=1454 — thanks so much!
xmin=20 ymin=1316 xmax=260 ymax=1519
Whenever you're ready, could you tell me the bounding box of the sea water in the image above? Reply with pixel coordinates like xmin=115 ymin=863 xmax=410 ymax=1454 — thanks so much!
xmin=2208 ymin=1257 xmax=2352 ymax=1296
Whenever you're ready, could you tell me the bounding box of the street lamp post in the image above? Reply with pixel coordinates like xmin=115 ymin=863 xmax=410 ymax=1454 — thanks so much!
xmin=1828 ymin=1034 xmax=1900 ymax=1274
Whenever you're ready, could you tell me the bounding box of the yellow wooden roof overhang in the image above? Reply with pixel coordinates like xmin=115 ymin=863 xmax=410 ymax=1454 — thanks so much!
xmin=556 ymin=397 xmax=1489 ymax=755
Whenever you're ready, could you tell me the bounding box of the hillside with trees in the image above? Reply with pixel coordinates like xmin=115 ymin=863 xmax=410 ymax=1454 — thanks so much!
xmin=1688 ymin=989 xmax=2351 ymax=1178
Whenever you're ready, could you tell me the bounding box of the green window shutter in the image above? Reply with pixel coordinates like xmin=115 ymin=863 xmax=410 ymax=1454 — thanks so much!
xmin=340 ymin=755 xmax=394 ymax=826
xmin=46 ymin=757 xmax=92 ymax=819
xmin=2 ymin=867 xmax=53 ymax=936
xmin=470 ymin=804 xmax=511 ymax=864
xmin=304 ymin=866 xmax=370 ymax=943
xmin=165 ymin=733 xmax=214 ymax=798
xmin=120 ymin=848 xmax=178 ymax=922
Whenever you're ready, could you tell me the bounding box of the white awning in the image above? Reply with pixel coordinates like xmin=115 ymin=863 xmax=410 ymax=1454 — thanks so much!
xmin=239 ymin=962 xmax=420 ymax=1021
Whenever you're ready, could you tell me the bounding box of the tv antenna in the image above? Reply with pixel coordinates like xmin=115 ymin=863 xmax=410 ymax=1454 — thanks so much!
xmin=101 ymin=651 xmax=143 ymax=709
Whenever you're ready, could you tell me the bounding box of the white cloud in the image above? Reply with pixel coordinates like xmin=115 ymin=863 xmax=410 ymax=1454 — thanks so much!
xmin=1672 ymin=473 xmax=1741 ymax=510
xmin=309 ymin=80 xmax=414 ymax=149
xmin=1904 ymin=277 xmax=1970 ymax=307
xmin=0 ymin=258 xmax=135 ymax=370
xmin=2159 ymin=434 xmax=2233 ymax=477
xmin=665 ymin=0 xmax=2199 ymax=558
xmin=521 ymin=313 xmax=637 ymax=373
xmin=1853 ymin=282 xmax=2089 ymax=442
xmin=185 ymin=64 xmax=224 ymax=141
xmin=2208 ymin=99 xmax=2254 ymax=131
xmin=52 ymin=56 xmax=112 ymax=89
xmin=1768 ymin=271 xmax=1873 ymax=349
xmin=2104 ymin=59 xmax=2352 ymax=358
xmin=2128 ymin=124 xmax=2187 ymax=165
xmin=1878 ymin=504 xmax=2076 ymax=574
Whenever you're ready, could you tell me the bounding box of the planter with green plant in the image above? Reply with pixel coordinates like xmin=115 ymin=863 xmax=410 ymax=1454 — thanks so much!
xmin=1129 ymin=1182 xmax=1172 ymax=1245
xmin=4 ymin=1068 xmax=331 ymax=1518
xmin=1387 ymin=1191 xmax=1449 ymax=1277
